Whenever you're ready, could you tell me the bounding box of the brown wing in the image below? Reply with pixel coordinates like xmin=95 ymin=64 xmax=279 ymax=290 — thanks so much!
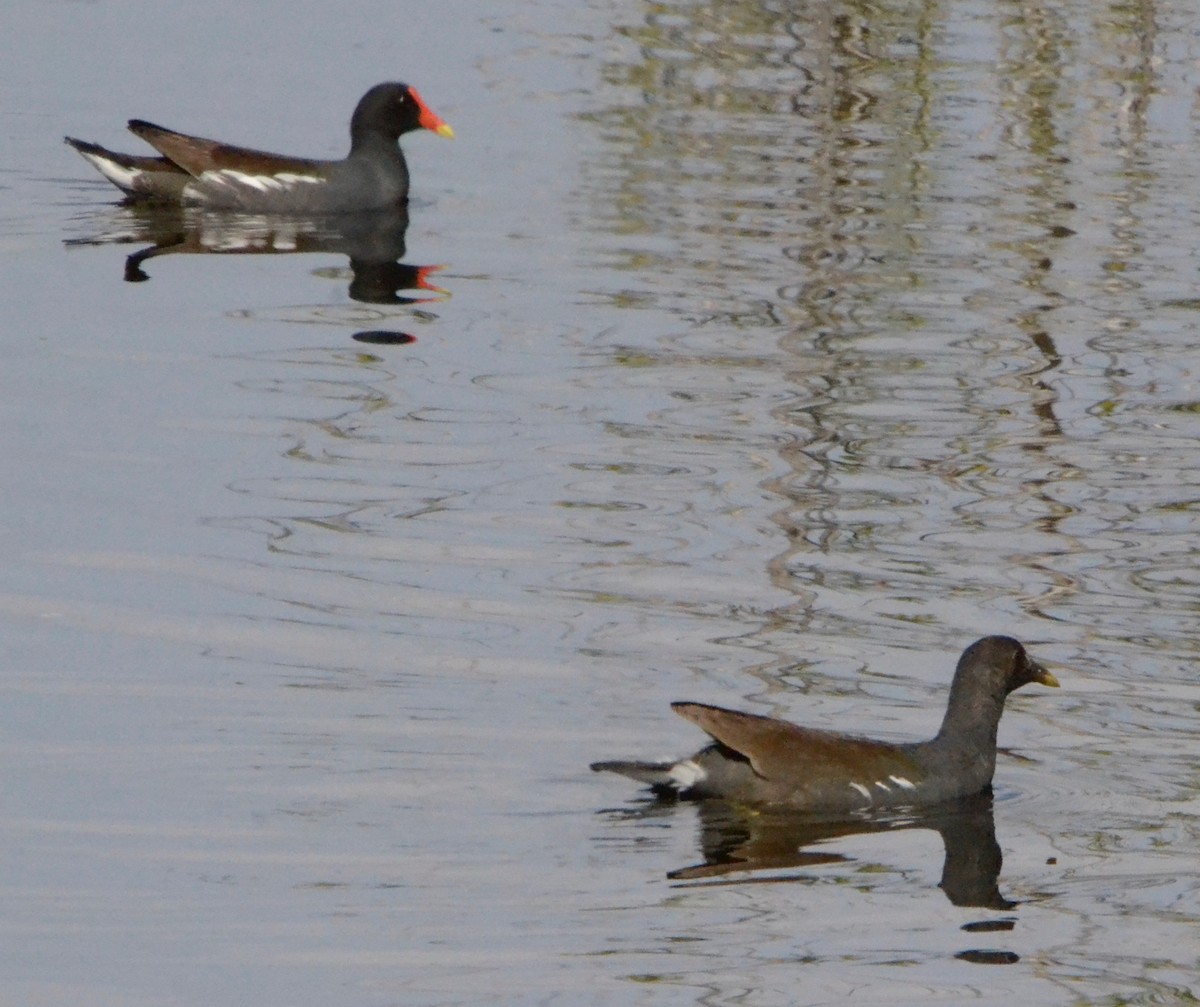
xmin=672 ymin=702 xmax=911 ymax=783
xmin=127 ymin=119 xmax=325 ymax=179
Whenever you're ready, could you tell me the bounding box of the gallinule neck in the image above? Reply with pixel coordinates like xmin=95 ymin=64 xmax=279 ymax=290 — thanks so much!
xmin=591 ymin=636 xmax=1059 ymax=811
xmin=65 ymin=82 xmax=453 ymax=213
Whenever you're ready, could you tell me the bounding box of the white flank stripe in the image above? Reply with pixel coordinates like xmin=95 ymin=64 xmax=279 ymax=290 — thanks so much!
xmin=79 ymin=151 xmax=140 ymax=191
xmin=849 ymin=782 xmax=872 ymax=802
xmin=874 ymin=780 xmax=892 ymax=792
xmin=274 ymin=172 xmax=323 ymax=187
xmin=888 ymin=775 xmax=917 ymax=790
xmin=203 ymin=170 xmax=323 ymax=192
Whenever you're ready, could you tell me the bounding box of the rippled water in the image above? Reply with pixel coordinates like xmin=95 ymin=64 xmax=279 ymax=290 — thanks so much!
xmin=2 ymin=0 xmax=1199 ymax=1004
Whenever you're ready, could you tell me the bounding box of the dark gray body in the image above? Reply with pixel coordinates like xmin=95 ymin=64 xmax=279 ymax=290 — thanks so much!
xmin=65 ymin=82 xmax=450 ymax=214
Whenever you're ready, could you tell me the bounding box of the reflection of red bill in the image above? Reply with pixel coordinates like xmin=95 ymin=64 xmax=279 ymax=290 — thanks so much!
xmin=414 ymin=264 xmax=450 ymax=294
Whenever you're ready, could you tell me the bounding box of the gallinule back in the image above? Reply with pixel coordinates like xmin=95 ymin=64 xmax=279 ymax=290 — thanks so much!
xmin=65 ymin=82 xmax=453 ymax=213
xmin=592 ymin=635 xmax=1059 ymax=811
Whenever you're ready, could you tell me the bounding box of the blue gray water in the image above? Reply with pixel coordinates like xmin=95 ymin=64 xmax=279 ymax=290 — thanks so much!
xmin=2 ymin=1 xmax=1198 ymax=1003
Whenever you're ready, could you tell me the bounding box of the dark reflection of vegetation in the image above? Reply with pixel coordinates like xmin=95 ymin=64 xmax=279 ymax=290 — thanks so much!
xmin=585 ymin=0 xmax=942 ymax=326
xmin=581 ymin=0 xmax=1166 ymax=660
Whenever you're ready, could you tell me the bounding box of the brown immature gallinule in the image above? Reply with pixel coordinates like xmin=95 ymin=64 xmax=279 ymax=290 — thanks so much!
xmin=65 ymin=82 xmax=453 ymax=213
xmin=592 ymin=636 xmax=1059 ymax=811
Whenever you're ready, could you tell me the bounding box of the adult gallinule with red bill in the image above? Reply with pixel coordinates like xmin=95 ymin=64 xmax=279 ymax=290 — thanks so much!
xmin=592 ymin=636 xmax=1059 ymax=811
xmin=65 ymin=82 xmax=453 ymax=213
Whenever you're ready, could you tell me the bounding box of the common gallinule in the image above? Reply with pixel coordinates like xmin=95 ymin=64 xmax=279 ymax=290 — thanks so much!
xmin=592 ymin=636 xmax=1059 ymax=810
xmin=65 ymin=82 xmax=453 ymax=213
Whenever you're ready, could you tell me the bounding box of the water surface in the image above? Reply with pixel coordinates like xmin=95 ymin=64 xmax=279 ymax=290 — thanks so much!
xmin=2 ymin=0 xmax=1198 ymax=1004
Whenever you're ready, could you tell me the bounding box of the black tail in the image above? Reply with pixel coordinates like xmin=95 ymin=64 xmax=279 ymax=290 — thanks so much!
xmin=65 ymin=136 xmax=103 ymax=156
xmin=590 ymin=759 xmax=677 ymax=787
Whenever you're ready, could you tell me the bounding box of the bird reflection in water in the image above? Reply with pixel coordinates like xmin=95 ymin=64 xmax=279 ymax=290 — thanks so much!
xmin=598 ymin=791 xmax=1029 ymax=962
xmin=65 ymin=204 xmax=446 ymax=342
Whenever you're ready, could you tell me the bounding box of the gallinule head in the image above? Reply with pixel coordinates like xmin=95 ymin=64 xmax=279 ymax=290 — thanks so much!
xmin=591 ymin=635 xmax=1059 ymax=811
xmin=65 ymin=82 xmax=453 ymax=213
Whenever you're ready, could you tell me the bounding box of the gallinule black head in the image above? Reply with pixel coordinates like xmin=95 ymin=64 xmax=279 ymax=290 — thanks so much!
xmin=591 ymin=635 xmax=1059 ymax=811
xmin=65 ymin=82 xmax=453 ymax=213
